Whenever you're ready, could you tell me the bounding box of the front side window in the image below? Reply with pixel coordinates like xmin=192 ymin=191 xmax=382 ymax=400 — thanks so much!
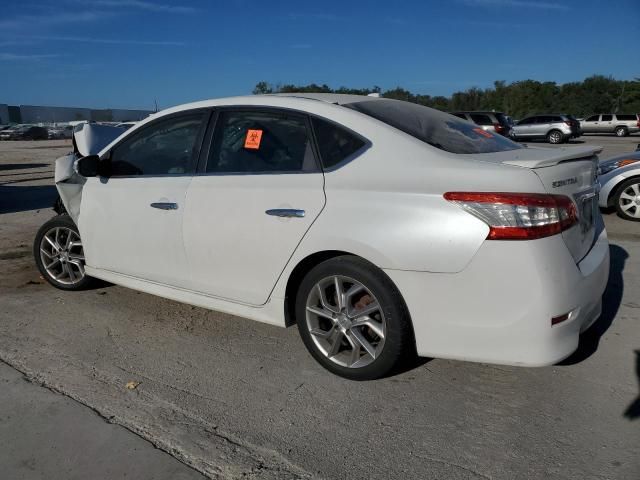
xmin=206 ymin=110 xmax=317 ymax=173
xmin=345 ymin=99 xmax=521 ymax=154
xmin=311 ymin=117 xmax=366 ymax=169
xmin=470 ymin=114 xmax=493 ymax=126
xmin=601 ymin=114 xmax=613 ymax=121
xmin=109 ymin=114 xmax=204 ymax=176
xmin=585 ymin=115 xmax=599 ymax=122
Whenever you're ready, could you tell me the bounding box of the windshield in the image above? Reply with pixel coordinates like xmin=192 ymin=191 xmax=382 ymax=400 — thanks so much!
xmin=344 ymin=99 xmax=522 ymax=154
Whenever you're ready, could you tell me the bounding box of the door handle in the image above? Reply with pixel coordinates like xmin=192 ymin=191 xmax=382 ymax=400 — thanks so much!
xmin=150 ymin=202 xmax=178 ymax=210
xmin=265 ymin=209 xmax=305 ymax=218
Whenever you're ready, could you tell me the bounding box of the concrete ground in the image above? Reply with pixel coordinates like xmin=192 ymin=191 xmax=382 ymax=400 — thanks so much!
xmin=0 ymin=136 xmax=639 ymax=479
xmin=0 ymin=361 xmax=205 ymax=480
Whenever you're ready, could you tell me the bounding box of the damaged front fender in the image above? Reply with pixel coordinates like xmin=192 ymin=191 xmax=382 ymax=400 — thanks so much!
xmin=55 ymin=123 xmax=127 ymax=223
xmin=55 ymin=153 xmax=85 ymax=223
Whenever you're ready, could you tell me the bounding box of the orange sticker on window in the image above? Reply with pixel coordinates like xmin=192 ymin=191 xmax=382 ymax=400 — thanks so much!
xmin=473 ymin=128 xmax=493 ymax=138
xmin=244 ymin=129 xmax=263 ymax=149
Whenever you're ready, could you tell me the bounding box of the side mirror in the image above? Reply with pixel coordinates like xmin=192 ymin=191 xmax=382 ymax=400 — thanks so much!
xmin=76 ymin=155 xmax=101 ymax=177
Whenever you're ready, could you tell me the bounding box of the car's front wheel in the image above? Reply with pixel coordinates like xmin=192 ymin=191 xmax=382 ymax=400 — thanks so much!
xmin=614 ymin=178 xmax=640 ymax=221
xmin=34 ymin=214 xmax=95 ymax=290
xmin=295 ymin=256 xmax=414 ymax=380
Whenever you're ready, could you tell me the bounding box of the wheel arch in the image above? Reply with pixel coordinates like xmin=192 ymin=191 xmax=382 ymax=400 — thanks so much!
xmin=282 ymin=250 xmax=413 ymax=331
xmin=608 ymin=174 xmax=640 ymax=207
xmin=284 ymin=250 xmax=354 ymax=326
xmin=546 ymin=128 xmax=563 ymax=140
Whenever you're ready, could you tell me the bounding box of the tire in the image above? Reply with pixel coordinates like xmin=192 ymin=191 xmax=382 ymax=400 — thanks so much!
xmin=615 ymin=126 xmax=628 ymax=137
xmin=295 ymin=255 xmax=414 ymax=380
xmin=614 ymin=178 xmax=640 ymax=222
xmin=547 ymin=130 xmax=564 ymax=144
xmin=33 ymin=214 xmax=96 ymax=290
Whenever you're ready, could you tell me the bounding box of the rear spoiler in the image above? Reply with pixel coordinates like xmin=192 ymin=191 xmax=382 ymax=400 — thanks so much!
xmin=499 ymin=145 xmax=603 ymax=168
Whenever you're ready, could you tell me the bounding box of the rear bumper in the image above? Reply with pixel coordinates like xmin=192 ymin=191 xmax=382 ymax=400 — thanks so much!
xmin=385 ymin=223 xmax=610 ymax=366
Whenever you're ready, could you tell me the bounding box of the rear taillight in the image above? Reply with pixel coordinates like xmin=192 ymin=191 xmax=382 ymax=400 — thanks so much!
xmin=494 ymin=123 xmax=505 ymax=134
xmin=636 ymin=119 xmax=640 ymax=128
xmin=443 ymin=192 xmax=578 ymax=240
xmin=564 ymin=120 xmax=572 ymax=127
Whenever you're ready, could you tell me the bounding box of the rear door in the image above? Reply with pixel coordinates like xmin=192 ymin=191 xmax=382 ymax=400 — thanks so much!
xmin=533 ymin=116 xmax=552 ymax=137
xmin=79 ymin=112 xmax=207 ymax=286
xmin=599 ymin=114 xmax=613 ymax=133
xmin=182 ymin=108 xmax=325 ymax=305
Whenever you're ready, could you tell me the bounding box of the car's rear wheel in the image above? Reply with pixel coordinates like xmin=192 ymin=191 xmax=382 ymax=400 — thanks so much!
xmin=615 ymin=126 xmax=628 ymax=137
xmin=614 ymin=178 xmax=640 ymax=221
xmin=547 ymin=130 xmax=564 ymax=144
xmin=295 ymin=255 xmax=414 ymax=380
xmin=34 ymin=214 xmax=95 ymax=290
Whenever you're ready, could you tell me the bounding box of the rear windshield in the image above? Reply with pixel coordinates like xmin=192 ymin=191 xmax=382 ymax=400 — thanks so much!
xmin=344 ymin=99 xmax=522 ymax=154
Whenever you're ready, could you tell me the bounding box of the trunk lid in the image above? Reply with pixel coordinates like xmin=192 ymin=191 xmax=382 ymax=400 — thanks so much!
xmin=477 ymin=145 xmax=601 ymax=263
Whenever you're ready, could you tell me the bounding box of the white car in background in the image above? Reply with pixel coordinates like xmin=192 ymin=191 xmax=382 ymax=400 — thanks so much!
xmin=598 ymin=146 xmax=640 ymax=221
xmin=34 ymin=94 xmax=609 ymax=380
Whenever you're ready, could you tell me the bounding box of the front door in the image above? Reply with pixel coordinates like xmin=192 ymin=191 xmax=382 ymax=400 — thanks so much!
xmin=515 ymin=117 xmax=536 ymax=138
xmin=79 ymin=112 xmax=207 ymax=287
xmin=582 ymin=114 xmax=600 ymax=133
xmin=183 ymin=109 xmax=325 ymax=305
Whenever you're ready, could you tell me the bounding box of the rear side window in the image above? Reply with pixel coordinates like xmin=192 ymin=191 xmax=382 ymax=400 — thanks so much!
xmin=601 ymin=114 xmax=613 ymax=121
xmin=311 ymin=117 xmax=366 ymax=169
xmin=616 ymin=114 xmax=637 ymax=121
xmin=345 ymin=99 xmax=521 ymax=154
xmin=206 ymin=110 xmax=318 ymax=173
xmin=110 ymin=114 xmax=204 ymax=176
xmin=470 ymin=114 xmax=493 ymax=126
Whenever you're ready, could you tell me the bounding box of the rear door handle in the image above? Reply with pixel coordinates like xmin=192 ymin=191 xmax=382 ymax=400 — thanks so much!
xmin=265 ymin=209 xmax=305 ymax=218
xmin=150 ymin=202 xmax=178 ymax=210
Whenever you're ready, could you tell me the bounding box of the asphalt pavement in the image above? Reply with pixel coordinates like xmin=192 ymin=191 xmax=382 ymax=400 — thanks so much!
xmin=0 ymin=136 xmax=638 ymax=480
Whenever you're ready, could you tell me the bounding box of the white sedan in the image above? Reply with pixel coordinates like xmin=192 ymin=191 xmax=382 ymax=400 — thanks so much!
xmin=35 ymin=94 xmax=610 ymax=380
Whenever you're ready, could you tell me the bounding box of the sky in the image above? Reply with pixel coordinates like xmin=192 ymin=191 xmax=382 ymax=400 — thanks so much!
xmin=1 ymin=0 xmax=638 ymax=110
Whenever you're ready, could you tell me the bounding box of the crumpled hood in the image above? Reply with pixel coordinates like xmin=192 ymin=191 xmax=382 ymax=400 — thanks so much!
xmin=74 ymin=123 xmax=127 ymax=157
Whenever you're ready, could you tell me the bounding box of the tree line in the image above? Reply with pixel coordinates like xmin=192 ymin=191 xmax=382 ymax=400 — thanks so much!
xmin=253 ymin=75 xmax=640 ymax=119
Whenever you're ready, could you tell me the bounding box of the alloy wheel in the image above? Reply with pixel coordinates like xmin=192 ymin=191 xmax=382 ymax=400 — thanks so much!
xmin=618 ymin=182 xmax=640 ymax=219
xmin=549 ymin=131 xmax=562 ymax=144
xmin=305 ymin=275 xmax=386 ymax=369
xmin=39 ymin=226 xmax=86 ymax=285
